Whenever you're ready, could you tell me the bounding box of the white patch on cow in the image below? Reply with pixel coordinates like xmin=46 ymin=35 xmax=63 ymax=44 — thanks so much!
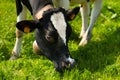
xmin=67 ymin=56 xmax=75 ymax=64
xmin=12 ymin=37 xmax=23 ymax=56
xmin=17 ymin=3 xmax=27 ymax=22
xmin=50 ymin=12 xmax=67 ymax=45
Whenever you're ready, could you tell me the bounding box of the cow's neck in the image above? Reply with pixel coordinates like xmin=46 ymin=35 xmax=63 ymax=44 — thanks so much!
xmin=34 ymin=4 xmax=53 ymax=20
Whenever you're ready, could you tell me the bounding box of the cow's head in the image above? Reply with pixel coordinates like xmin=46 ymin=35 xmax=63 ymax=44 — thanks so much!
xmin=16 ymin=7 xmax=80 ymax=72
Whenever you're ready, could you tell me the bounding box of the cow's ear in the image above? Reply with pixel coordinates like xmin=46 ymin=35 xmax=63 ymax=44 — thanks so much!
xmin=16 ymin=20 xmax=39 ymax=33
xmin=66 ymin=7 xmax=80 ymax=21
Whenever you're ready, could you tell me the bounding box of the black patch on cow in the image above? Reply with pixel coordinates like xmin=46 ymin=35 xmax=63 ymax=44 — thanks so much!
xmin=16 ymin=0 xmax=23 ymax=15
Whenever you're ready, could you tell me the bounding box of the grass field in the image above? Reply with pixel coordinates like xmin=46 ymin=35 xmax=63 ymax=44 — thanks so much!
xmin=0 ymin=0 xmax=120 ymax=80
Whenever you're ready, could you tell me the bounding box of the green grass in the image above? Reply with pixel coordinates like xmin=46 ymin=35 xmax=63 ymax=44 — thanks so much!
xmin=0 ymin=0 xmax=120 ymax=80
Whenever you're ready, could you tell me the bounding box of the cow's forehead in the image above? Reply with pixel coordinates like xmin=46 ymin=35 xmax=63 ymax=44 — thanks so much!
xmin=50 ymin=12 xmax=67 ymax=45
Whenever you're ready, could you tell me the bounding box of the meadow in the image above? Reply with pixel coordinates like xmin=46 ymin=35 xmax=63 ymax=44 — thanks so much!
xmin=0 ymin=0 xmax=120 ymax=80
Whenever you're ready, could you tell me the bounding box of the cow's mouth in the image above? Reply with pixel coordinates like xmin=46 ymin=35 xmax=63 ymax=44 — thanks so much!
xmin=53 ymin=57 xmax=76 ymax=72
xmin=53 ymin=60 xmax=76 ymax=72
xmin=61 ymin=60 xmax=76 ymax=69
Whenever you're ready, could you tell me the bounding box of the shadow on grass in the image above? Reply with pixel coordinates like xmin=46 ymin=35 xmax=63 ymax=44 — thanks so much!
xmin=71 ymin=27 xmax=120 ymax=73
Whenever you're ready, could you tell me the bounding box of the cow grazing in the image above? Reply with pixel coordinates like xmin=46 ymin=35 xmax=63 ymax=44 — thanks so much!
xmin=10 ymin=0 xmax=80 ymax=72
xmin=53 ymin=0 xmax=103 ymax=46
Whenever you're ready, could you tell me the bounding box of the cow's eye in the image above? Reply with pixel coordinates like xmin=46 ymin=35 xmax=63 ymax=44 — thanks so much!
xmin=46 ymin=35 xmax=55 ymax=43
xmin=45 ymin=30 xmax=58 ymax=43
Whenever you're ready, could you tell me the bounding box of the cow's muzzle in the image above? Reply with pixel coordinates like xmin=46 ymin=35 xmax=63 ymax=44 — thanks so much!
xmin=53 ymin=57 xmax=76 ymax=72
xmin=62 ymin=57 xmax=76 ymax=68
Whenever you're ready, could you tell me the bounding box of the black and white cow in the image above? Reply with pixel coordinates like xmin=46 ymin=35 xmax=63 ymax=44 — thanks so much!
xmin=10 ymin=0 xmax=80 ymax=72
xmin=53 ymin=0 xmax=103 ymax=46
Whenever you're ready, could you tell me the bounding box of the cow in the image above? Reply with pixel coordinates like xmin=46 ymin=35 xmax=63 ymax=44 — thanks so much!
xmin=10 ymin=0 xmax=80 ymax=72
xmin=53 ymin=0 xmax=103 ymax=46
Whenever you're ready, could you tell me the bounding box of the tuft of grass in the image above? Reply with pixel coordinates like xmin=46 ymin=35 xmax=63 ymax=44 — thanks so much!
xmin=0 ymin=0 xmax=120 ymax=80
